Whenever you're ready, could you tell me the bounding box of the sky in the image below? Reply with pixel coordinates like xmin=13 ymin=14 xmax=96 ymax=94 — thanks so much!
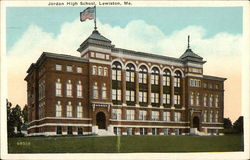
xmin=6 ymin=6 xmax=242 ymax=122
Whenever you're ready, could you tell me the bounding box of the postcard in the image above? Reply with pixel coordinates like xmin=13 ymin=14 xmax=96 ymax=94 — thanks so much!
xmin=0 ymin=0 xmax=249 ymax=160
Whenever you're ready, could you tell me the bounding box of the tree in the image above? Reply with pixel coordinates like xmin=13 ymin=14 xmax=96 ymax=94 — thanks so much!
xmin=11 ymin=104 xmax=23 ymax=134
xmin=6 ymin=99 xmax=24 ymax=137
xmin=223 ymin=118 xmax=233 ymax=129
xmin=22 ymin=105 xmax=28 ymax=124
xmin=233 ymin=116 xmax=243 ymax=134
xmin=7 ymin=99 xmax=15 ymax=137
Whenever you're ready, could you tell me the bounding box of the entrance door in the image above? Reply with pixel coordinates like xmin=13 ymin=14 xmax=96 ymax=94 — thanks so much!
xmin=96 ymin=112 xmax=106 ymax=129
xmin=193 ymin=116 xmax=200 ymax=131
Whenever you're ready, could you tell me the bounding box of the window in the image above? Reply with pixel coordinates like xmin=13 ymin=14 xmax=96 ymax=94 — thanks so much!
xmin=114 ymin=127 xmax=121 ymax=135
xmin=203 ymin=94 xmax=207 ymax=107
xmin=56 ymin=64 xmax=62 ymax=71
xmin=139 ymin=65 xmax=148 ymax=84
xmin=174 ymin=94 xmax=181 ymax=105
xmin=112 ymin=89 xmax=121 ymax=101
xmin=163 ymin=128 xmax=169 ymax=135
xmin=163 ymin=111 xmax=171 ymax=121
xmin=126 ymin=90 xmax=135 ymax=102
xmin=163 ymin=69 xmax=171 ymax=86
xmin=215 ymin=95 xmax=219 ymax=107
xmin=103 ymin=67 xmax=108 ymax=76
xmin=140 ymin=128 xmax=147 ymax=135
xmin=151 ymin=67 xmax=159 ymax=85
xmin=174 ymin=71 xmax=181 ymax=87
xmin=55 ymin=79 xmax=62 ymax=96
xmin=203 ymin=111 xmax=207 ymax=122
xmin=77 ymin=67 xmax=82 ymax=73
xmin=56 ymin=126 xmax=62 ymax=135
xmin=126 ymin=110 xmax=135 ymax=120
xmin=174 ymin=112 xmax=181 ymax=122
xmin=152 ymin=128 xmax=158 ymax=135
xmin=139 ymin=91 xmax=147 ymax=103
xmin=215 ymin=111 xmax=219 ymax=122
xmin=66 ymin=65 xmax=73 ymax=72
xmin=151 ymin=111 xmax=159 ymax=121
xmin=93 ymin=82 xmax=98 ymax=99
xmin=208 ymin=84 xmax=213 ymax=89
xmin=102 ymin=83 xmax=107 ymax=99
xmin=77 ymin=81 xmax=82 ymax=98
xmin=209 ymin=95 xmax=213 ymax=107
xmin=203 ymin=83 xmax=207 ymax=88
xmin=112 ymin=62 xmax=122 ymax=81
xmin=77 ymin=102 xmax=83 ymax=118
xmin=215 ymin=84 xmax=219 ymax=89
xmin=190 ymin=92 xmax=194 ymax=106
xmin=196 ymin=93 xmax=200 ymax=106
xmin=209 ymin=111 xmax=213 ymax=122
xmin=127 ymin=128 xmax=133 ymax=135
xmin=78 ymin=127 xmax=83 ymax=135
xmin=151 ymin=93 xmax=159 ymax=103
xmin=67 ymin=126 xmax=72 ymax=135
xmin=190 ymin=79 xmax=201 ymax=87
xmin=67 ymin=102 xmax=72 ymax=117
xmin=139 ymin=110 xmax=147 ymax=120
xmin=92 ymin=66 xmax=97 ymax=75
xmin=66 ymin=80 xmax=72 ymax=97
xmin=126 ymin=64 xmax=135 ymax=82
xmin=112 ymin=109 xmax=121 ymax=120
xmin=98 ymin=66 xmax=103 ymax=76
xmin=56 ymin=101 xmax=62 ymax=117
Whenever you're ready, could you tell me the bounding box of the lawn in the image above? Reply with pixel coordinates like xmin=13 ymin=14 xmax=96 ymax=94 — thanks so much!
xmin=8 ymin=134 xmax=244 ymax=153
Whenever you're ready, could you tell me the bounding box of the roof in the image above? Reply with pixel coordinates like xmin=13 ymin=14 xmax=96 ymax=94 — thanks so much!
xmin=77 ymin=30 xmax=112 ymax=52
xmin=112 ymin=48 xmax=183 ymax=63
xmin=203 ymin=75 xmax=227 ymax=81
xmin=88 ymin=30 xmax=111 ymax=43
xmin=180 ymin=48 xmax=203 ymax=59
xmin=26 ymin=52 xmax=88 ymax=74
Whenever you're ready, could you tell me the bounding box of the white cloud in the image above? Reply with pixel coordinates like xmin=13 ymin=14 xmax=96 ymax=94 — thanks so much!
xmin=7 ymin=18 xmax=242 ymax=121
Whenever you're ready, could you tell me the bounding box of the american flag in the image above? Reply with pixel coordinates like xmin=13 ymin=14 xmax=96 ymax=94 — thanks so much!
xmin=80 ymin=7 xmax=95 ymax=22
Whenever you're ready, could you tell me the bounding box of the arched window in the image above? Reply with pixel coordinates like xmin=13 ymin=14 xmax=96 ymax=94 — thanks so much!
xmin=93 ymin=82 xmax=98 ymax=99
xmin=103 ymin=67 xmax=108 ymax=76
xmin=67 ymin=101 xmax=72 ymax=117
xmin=215 ymin=95 xmax=219 ymax=107
xmin=190 ymin=92 xmax=194 ymax=106
xmin=209 ymin=94 xmax=213 ymax=107
xmin=174 ymin=71 xmax=182 ymax=87
xmin=203 ymin=94 xmax=207 ymax=107
xmin=66 ymin=80 xmax=72 ymax=97
xmin=210 ymin=111 xmax=213 ymax=122
xmin=196 ymin=93 xmax=200 ymax=106
xmin=102 ymin=83 xmax=107 ymax=99
xmin=112 ymin=62 xmax=122 ymax=81
xmin=126 ymin=63 xmax=135 ymax=82
xmin=77 ymin=81 xmax=82 ymax=98
xmin=163 ymin=69 xmax=171 ymax=86
xmin=56 ymin=101 xmax=62 ymax=117
xmin=203 ymin=110 xmax=207 ymax=122
xmin=139 ymin=65 xmax=148 ymax=84
xmin=215 ymin=111 xmax=219 ymax=122
xmin=151 ymin=67 xmax=159 ymax=85
xmin=55 ymin=79 xmax=62 ymax=96
xmin=77 ymin=102 xmax=83 ymax=118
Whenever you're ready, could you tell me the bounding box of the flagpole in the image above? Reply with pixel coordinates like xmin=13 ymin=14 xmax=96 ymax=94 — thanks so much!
xmin=94 ymin=5 xmax=97 ymax=30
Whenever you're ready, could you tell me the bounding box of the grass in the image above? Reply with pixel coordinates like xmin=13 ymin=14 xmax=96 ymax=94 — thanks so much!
xmin=8 ymin=134 xmax=244 ymax=153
